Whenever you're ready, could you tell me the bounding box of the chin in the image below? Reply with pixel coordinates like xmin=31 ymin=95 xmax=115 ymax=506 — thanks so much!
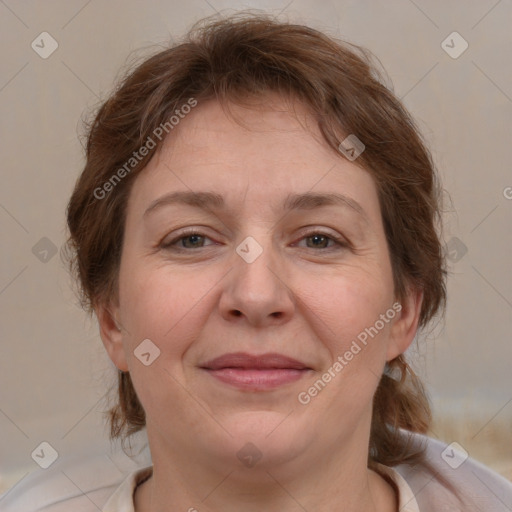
xmin=217 ymin=410 xmax=314 ymax=468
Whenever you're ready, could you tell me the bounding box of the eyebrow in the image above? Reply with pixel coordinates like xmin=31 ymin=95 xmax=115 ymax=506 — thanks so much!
xmin=143 ymin=190 xmax=367 ymax=220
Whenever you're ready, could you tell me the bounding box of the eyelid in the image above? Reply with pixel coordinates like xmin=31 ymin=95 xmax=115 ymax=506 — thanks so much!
xmin=160 ymin=227 xmax=217 ymax=248
xmin=292 ymin=228 xmax=350 ymax=249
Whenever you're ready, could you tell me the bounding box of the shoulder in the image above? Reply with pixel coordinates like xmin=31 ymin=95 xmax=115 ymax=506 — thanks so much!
xmin=102 ymin=466 xmax=152 ymax=512
xmin=394 ymin=430 xmax=512 ymax=512
xmin=4 ymin=434 xmax=511 ymax=511
xmin=0 ymin=450 xmax=146 ymax=512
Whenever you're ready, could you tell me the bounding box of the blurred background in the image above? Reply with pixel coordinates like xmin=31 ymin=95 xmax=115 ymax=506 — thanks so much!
xmin=1 ymin=0 xmax=511 ymax=499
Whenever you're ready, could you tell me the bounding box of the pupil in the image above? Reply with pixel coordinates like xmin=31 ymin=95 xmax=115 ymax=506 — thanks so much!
xmin=310 ymin=235 xmax=326 ymax=248
xmin=185 ymin=235 xmax=202 ymax=247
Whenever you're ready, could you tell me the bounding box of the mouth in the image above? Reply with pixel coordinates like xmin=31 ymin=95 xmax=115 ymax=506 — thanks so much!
xmin=199 ymin=352 xmax=312 ymax=391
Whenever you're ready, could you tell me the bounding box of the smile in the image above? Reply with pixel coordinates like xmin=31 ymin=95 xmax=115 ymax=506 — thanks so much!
xmin=200 ymin=352 xmax=312 ymax=391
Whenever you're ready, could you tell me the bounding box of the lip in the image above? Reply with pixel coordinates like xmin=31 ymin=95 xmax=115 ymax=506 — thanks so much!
xmin=201 ymin=352 xmax=310 ymax=370
xmin=200 ymin=352 xmax=312 ymax=391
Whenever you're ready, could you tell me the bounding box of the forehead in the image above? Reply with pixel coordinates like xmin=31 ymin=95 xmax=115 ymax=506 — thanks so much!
xmin=164 ymin=95 xmax=328 ymax=164
xmin=126 ymin=95 xmax=381 ymax=222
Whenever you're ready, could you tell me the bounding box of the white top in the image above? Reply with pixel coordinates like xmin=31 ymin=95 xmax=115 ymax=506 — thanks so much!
xmin=102 ymin=464 xmax=420 ymax=512
xmin=2 ymin=433 xmax=511 ymax=511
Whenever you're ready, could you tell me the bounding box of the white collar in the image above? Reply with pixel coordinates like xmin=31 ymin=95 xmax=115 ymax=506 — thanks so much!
xmin=102 ymin=464 xmax=419 ymax=511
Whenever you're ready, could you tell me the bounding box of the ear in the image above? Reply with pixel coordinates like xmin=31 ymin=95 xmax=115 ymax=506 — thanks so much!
xmin=95 ymin=302 xmax=129 ymax=372
xmin=386 ymin=286 xmax=423 ymax=361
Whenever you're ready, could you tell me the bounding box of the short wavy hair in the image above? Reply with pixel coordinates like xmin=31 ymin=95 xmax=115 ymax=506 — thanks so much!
xmin=64 ymin=12 xmax=446 ymax=467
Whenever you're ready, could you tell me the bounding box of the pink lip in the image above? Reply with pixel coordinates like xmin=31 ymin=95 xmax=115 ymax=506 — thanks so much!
xmin=200 ymin=352 xmax=311 ymax=391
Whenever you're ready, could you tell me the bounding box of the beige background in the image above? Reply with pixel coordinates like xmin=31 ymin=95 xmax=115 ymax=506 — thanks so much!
xmin=1 ymin=0 xmax=511 ymax=495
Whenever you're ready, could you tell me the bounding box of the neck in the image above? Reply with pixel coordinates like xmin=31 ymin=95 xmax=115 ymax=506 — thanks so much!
xmin=134 ymin=433 xmax=397 ymax=512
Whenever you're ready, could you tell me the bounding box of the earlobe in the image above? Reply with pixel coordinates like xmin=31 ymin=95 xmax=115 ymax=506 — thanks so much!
xmin=386 ymin=288 xmax=423 ymax=361
xmin=95 ymin=303 xmax=129 ymax=372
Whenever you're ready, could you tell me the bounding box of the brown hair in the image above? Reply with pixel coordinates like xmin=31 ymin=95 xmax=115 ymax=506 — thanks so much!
xmin=64 ymin=12 xmax=446 ymax=466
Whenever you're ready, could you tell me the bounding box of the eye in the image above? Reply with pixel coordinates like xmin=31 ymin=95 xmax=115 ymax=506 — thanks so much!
xmin=160 ymin=228 xmax=348 ymax=252
xmin=295 ymin=230 xmax=348 ymax=250
xmin=160 ymin=230 xmax=216 ymax=250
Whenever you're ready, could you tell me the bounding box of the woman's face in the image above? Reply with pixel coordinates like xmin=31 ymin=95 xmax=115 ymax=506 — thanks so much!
xmin=99 ymin=95 xmax=421 ymax=473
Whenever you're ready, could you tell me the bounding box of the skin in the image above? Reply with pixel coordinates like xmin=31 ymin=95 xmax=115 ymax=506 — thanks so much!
xmin=96 ymin=94 xmax=422 ymax=512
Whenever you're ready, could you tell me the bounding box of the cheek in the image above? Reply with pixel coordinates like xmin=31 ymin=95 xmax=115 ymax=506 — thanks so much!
xmin=299 ymin=266 xmax=394 ymax=355
xmin=117 ymin=267 xmax=208 ymax=417
xmin=118 ymin=263 xmax=218 ymax=364
xmin=295 ymin=273 xmax=396 ymax=423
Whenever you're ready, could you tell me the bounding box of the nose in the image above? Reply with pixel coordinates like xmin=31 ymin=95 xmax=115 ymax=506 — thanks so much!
xmin=218 ymin=236 xmax=295 ymax=327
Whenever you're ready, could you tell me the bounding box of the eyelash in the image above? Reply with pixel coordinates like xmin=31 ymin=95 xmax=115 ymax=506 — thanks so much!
xmin=160 ymin=228 xmax=348 ymax=252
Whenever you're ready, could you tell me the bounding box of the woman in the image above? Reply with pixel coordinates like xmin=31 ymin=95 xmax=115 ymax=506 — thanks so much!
xmin=10 ymin=12 xmax=511 ymax=512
